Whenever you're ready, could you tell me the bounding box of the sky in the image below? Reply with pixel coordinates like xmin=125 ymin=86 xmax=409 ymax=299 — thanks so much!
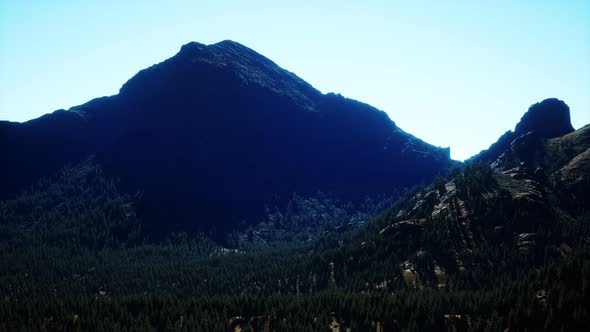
xmin=1 ymin=0 xmax=589 ymax=160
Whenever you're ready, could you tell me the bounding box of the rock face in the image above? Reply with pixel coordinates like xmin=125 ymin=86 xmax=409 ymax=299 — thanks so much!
xmin=0 ymin=40 xmax=453 ymax=238
xmin=471 ymin=98 xmax=575 ymax=164
xmin=559 ymin=147 xmax=590 ymax=187
xmin=515 ymin=99 xmax=574 ymax=139
xmin=550 ymin=125 xmax=590 ymax=206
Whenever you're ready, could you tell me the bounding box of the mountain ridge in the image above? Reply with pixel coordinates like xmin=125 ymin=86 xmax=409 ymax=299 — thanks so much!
xmin=0 ymin=40 xmax=454 ymax=239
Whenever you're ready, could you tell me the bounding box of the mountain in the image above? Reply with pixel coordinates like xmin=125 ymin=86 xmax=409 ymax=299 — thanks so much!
xmin=1 ymin=97 xmax=588 ymax=331
xmin=0 ymin=40 xmax=453 ymax=238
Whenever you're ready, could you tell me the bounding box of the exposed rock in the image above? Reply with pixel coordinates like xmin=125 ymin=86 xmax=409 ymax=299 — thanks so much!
xmin=410 ymin=199 xmax=426 ymax=214
xmin=431 ymin=180 xmax=459 ymax=218
xmin=501 ymin=166 xmax=532 ymax=179
xmin=543 ymin=124 xmax=590 ymax=175
xmin=516 ymin=233 xmax=536 ymax=255
xmin=209 ymin=248 xmax=244 ymax=257
xmin=424 ymin=190 xmax=439 ymax=200
xmin=379 ymin=219 xmax=426 ymax=236
xmin=510 ymin=131 xmax=544 ymax=165
xmin=511 ymin=189 xmax=543 ymax=206
xmin=470 ymin=98 xmax=574 ymax=164
xmin=433 ymin=264 xmax=447 ymax=289
xmin=515 ymin=98 xmax=574 ymax=140
xmin=536 ymin=289 xmax=547 ymax=306
xmin=229 ymin=316 xmax=247 ymax=331
xmin=492 ymin=131 xmax=545 ymax=171
xmin=499 ymin=173 xmax=546 ymax=209
xmin=395 ymin=209 xmax=407 ymax=219
xmin=445 ymin=181 xmax=457 ymax=193
xmin=400 ymin=260 xmax=418 ymax=288
xmin=329 ymin=317 xmax=341 ymax=332
xmin=558 ymin=148 xmax=590 ymax=188
xmin=430 ymin=203 xmax=449 ymax=219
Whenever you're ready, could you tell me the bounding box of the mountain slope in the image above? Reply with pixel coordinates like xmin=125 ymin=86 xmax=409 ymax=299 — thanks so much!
xmin=0 ymin=40 xmax=453 ymax=238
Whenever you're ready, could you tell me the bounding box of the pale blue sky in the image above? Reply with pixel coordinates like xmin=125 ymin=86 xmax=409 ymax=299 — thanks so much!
xmin=1 ymin=0 xmax=589 ymax=160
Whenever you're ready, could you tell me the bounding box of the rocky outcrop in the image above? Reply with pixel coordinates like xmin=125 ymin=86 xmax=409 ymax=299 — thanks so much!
xmin=499 ymin=131 xmax=545 ymax=167
xmin=433 ymin=263 xmax=447 ymax=289
xmin=555 ymin=147 xmax=590 ymax=205
xmin=470 ymin=98 xmax=575 ymax=164
xmin=516 ymin=233 xmax=536 ymax=255
xmin=120 ymin=40 xmax=321 ymax=113
xmin=400 ymin=260 xmax=419 ymax=288
xmin=515 ymin=99 xmax=574 ymax=139
xmin=379 ymin=219 xmax=425 ymax=236
xmin=558 ymin=148 xmax=590 ymax=187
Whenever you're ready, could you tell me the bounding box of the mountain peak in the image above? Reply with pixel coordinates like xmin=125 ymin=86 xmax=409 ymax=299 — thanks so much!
xmin=175 ymin=39 xmax=278 ymax=71
xmin=212 ymin=39 xmax=253 ymax=50
xmin=122 ymin=40 xmax=321 ymax=112
xmin=1 ymin=40 xmax=454 ymax=236
xmin=469 ymin=98 xmax=576 ymax=164
xmin=177 ymin=40 xmax=257 ymax=59
xmin=178 ymin=41 xmax=207 ymax=52
xmin=179 ymin=39 xmax=250 ymax=52
xmin=514 ymin=98 xmax=574 ymax=138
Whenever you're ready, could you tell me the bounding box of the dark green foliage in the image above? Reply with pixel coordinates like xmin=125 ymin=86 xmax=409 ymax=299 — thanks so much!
xmin=454 ymin=163 xmax=497 ymax=200
xmin=1 ymin=255 xmax=589 ymax=331
xmin=236 ymin=192 xmax=396 ymax=249
xmin=0 ymin=160 xmax=142 ymax=248
xmin=1 ymin=160 xmax=589 ymax=330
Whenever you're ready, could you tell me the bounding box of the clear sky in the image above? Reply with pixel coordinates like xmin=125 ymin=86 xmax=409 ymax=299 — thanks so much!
xmin=1 ymin=0 xmax=589 ymax=160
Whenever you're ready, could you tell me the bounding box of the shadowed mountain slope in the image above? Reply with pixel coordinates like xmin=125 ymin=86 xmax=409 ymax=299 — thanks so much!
xmin=0 ymin=40 xmax=453 ymax=237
